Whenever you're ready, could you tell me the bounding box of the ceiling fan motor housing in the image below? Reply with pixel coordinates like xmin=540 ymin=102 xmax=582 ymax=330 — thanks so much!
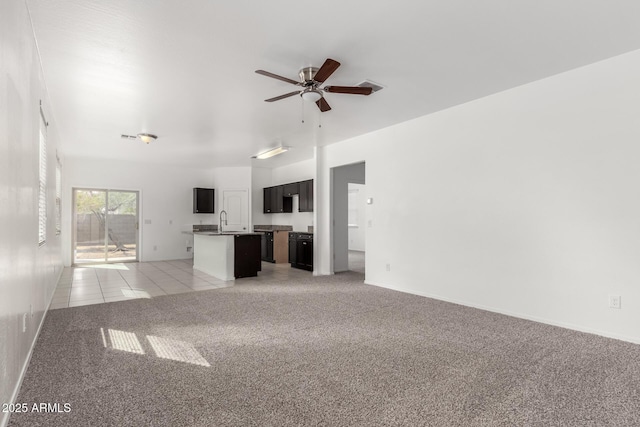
xmin=299 ymin=67 xmax=319 ymax=85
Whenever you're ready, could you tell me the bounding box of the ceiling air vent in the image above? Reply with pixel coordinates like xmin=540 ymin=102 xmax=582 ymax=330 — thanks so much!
xmin=357 ymin=80 xmax=384 ymax=93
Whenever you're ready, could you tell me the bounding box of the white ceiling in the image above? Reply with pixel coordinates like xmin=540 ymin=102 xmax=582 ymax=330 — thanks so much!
xmin=26 ymin=0 xmax=640 ymax=168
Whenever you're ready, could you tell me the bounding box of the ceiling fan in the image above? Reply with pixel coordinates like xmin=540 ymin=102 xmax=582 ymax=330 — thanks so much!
xmin=255 ymin=58 xmax=372 ymax=112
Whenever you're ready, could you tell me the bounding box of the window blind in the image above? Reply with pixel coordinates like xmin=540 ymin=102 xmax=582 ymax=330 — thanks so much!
xmin=38 ymin=126 xmax=47 ymax=245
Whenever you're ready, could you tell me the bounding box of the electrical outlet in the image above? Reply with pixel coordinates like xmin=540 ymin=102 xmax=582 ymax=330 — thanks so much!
xmin=22 ymin=313 xmax=27 ymax=332
xmin=153 ymin=245 xmax=158 ymax=251
xmin=609 ymin=295 xmax=621 ymax=309
xmin=30 ymin=304 xmax=33 ymax=318
xmin=386 ymin=263 xmax=391 ymax=272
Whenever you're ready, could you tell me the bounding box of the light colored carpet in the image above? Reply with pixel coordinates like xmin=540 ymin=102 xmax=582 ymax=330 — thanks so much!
xmin=8 ymin=271 xmax=640 ymax=426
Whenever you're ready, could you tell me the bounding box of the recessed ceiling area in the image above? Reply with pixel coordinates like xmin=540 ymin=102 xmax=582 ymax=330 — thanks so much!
xmin=25 ymin=0 xmax=640 ymax=168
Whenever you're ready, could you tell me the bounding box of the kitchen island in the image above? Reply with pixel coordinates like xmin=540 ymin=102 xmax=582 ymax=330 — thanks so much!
xmin=193 ymin=232 xmax=262 ymax=280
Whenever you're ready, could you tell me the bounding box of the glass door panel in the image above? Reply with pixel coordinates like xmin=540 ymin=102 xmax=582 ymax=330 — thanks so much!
xmin=74 ymin=189 xmax=107 ymax=263
xmin=106 ymin=191 xmax=138 ymax=261
xmin=73 ymin=189 xmax=139 ymax=264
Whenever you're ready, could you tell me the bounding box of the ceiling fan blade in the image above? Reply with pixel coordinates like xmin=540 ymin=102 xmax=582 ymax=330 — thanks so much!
xmin=324 ymin=86 xmax=373 ymax=95
xmin=313 ymin=58 xmax=340 ymax=83
xmin=316 ymin=97 xmax=331 ymax=112
xmin=264 ymin=91 xmax=301 ymax=102
xmin=255 ymin=70 xmax=300 ymax=86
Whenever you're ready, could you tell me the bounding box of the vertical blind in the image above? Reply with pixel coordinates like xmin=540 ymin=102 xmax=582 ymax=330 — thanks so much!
xmin=55 ymin=156 xmax=61 ymax=235
xmin=38 ymin=125 xmax=47 ymax=245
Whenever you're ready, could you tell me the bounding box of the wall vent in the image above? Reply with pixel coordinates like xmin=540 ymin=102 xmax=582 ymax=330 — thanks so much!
xmin=357 ymin=80 xmax=384 ymax=93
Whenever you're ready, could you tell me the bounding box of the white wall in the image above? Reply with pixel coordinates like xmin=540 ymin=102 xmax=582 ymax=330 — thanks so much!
xmin=251 ymin=166 xmax=272 ymax=227
xmin=317 ymin=49 xmax=640 ymax=344
xmin=348 ymin=183 xmax=366 ymax=251
xmin=63 ymin=159 xmax=251 ymax=264
xmin=0 ymin=1 xmax=64 ymax=425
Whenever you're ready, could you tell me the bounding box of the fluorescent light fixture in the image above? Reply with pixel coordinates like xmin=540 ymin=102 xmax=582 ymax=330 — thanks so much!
xmin=253 ymin=146 xmax=289 ymax=159
xmin=137 ymin=133 xmax=157 ymax=144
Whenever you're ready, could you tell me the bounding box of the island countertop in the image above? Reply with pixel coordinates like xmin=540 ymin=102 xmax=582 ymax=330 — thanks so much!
xmin=193 ymin=233 xmax=261 ymax=280
xmin=184 ymin=231 xmax=264 ymax=236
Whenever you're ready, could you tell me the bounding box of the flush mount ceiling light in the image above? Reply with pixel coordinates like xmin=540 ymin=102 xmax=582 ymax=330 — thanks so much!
xmin=252 ymin=146 xmax=290 ymax=160
xmin=121 ymin=133 xmax=158 ymax=144
xmin=300 ymin=89 xmax=322 ymax=102
xmin=137 ymin=133 xmax=157 ymax=144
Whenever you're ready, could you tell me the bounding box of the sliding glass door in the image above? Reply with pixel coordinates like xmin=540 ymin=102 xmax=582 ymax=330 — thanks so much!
xmin=73 ymin=189 xmax=139 ymax=264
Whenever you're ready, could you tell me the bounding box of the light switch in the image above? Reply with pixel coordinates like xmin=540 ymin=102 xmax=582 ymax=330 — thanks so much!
xmin=367 ymin=198 xmax=373 ymax=205
xmin=144 ymin=219 xmax=152 ymax=225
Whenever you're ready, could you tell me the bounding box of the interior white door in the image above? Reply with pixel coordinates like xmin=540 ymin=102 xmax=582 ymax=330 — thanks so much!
xmin=222 ymin=189 xmax=248 ymax=232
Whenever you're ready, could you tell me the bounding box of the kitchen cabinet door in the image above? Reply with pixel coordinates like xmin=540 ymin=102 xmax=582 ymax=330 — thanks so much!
xmin=272 ymin=185 xmax=292 ymax=213
xmin=283 ymin=182 xmax=299 ymax=197
xmin=234 ymin=235 xmax=262 ymax=278
xmin=193 ymin=188 xmax=215 ymax=213
xmin=295 ymin=235 xmax=313 ymax=271
xmin=261 ymin=232 xmax=274 ymax=262
xmin=263 ymin=187 xmax=273 ymax=213
xmin=288 ymin=233 xmax=297 ymax=264
xmin=266 ymin=232 xmax=274 ymax=262
xmin=270 ymin=186 xmax=281 ymax=212
xmin=299 ymin=180 xmax=314 ymax=212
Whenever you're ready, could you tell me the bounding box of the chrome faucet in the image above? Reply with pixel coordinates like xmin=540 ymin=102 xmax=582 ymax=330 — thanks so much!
xmin=219 ymin=210 xmax=228 ymax=233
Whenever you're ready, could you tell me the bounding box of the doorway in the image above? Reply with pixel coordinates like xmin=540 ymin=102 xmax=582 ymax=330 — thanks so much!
xmin=73 ymin=188 xmax=139 ymax=264
xmin=348 ymin=183 xmax=366 ymax=273
xmin=331 ymin=162 xmax=366 ymax=274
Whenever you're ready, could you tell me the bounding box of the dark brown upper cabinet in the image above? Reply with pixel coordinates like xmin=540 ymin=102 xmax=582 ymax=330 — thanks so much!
xmin=193 ymin=188 xmax=215 ymax=213
xmin=263 ymin=185 xmax=292 ymax=214
xmin=263 ymin=187 xmax=273 ymax=213
xmin=298 ymin=180 xmax=313 ymax=212
xmin=263 ymin=180 xmax=312 ymax=214
xmin=283 ymin=182 xmax=299 ymax=197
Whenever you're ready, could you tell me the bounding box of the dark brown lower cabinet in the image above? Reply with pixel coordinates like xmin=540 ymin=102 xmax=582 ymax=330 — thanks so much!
xmin=289 ymin=232 xmax=313 ymax=271
xmin=234 ymin=235 xmax=261 ymax=278
xmin=261 ymin=232 xmax=274 ymax=262
xmin=288 ymin=233 xmax=296 ymax=264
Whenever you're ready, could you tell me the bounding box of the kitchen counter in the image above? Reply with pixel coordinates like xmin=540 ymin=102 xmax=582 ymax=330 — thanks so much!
xmin=184 ymin=231 xmax=262 ymax=236
xmin=193 ymin=233 xmax=261 ymax=280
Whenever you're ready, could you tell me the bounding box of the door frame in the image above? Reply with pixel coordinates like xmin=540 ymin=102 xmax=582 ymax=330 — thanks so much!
xmin=71 ymin=187 xmax=141 ymax=265
xmin=330 ymin=162 xmax=366 ymax=274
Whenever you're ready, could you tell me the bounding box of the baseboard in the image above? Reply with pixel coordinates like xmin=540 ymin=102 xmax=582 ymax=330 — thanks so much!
xmin=1 ymin=267 xmax=63 ymax=427
xmin=364 ymin=280 xmax=640 ymax=345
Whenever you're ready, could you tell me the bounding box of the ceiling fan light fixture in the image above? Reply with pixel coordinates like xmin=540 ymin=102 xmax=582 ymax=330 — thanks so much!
xmin=137 ymin=133 xmax=157 ymax=144
xmin=253 ymin=146 xmax=290 ymax=160
xmin=301 ymin=90 xmax=322 ymax=102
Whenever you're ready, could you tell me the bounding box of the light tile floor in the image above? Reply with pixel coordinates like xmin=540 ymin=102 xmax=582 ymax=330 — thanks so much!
xmin=51 ymin=259 xmax=312 ymax=309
